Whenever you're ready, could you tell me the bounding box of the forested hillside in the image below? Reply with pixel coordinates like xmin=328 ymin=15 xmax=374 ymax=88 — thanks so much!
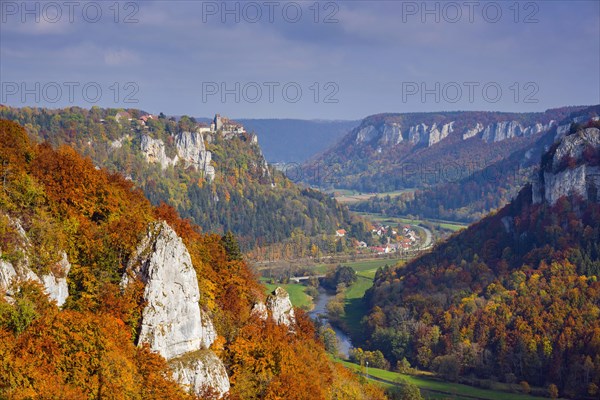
xmin=361 ymin=125 xmax=600 ymax=398
xmin=306 ymin=107 xmax=589 ymax=192
xmin=0 ymin=106 xmax=365 ymax=251
xmin=0 ymin=119 xmax=385 ymax=399
xmin=351 ymin=106 xmax=600 ymax=223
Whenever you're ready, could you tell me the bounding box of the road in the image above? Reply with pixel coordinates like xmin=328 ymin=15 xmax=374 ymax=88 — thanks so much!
xmin=419 ymin=224 xmax=433 ymax=249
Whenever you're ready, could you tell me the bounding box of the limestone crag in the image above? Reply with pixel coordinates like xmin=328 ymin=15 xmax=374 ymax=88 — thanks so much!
xmin=121 ymin=221 xmax=230 ymax=397
xmin=170 ymin=350 xmax=230 ymax=396
xmin=251 ymin=301 xmax=268 ymax=320
xmin=463 ymin=123 xmax=484 ymax=140
xmin=140 ymin=135 xmax=178 ymax=169
xmin=355 ymin=121 xmax=454 ymax=147
xmin=355 ymin=125 xmax=378 ymax=144
xmin=381 ymin=123 xmax=403 ymax=145
xmin=0 ymin=218 xmax=71 ymax=306
xmin=481 ymin=120 xmax=554 ymax=143
xmin=252 ymin=287 xmax=296 ymax=327
xmin=140 ymin=132 xmax=215 ymax=181
xmin=532 ymin=128 xmax=600 ymax=205
xmin=175 ymin=131 xmax=215 ymax=181
xmin=352 ymin=118 xmax=556 ymax=148
xmin=0 ymin=252 xmax=70 ymax=306
xmin=265 ymin=287 xmax=296 ymax=326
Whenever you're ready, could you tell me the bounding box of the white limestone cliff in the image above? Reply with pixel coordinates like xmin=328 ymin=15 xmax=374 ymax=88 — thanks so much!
xmin=463 ymin=123 xmax=484 ymax=140
xmin=0 ymin=218 xmax=71 ymax=306
xmin=121 ymin=221 xmax=229 ymax=397
xmin=140 ymin=132 xmax=215 ymax=181
xmin=532 ymin=128 xmax=600 ymax=206
xmin=355 ymin=125 xmax=378 ymax=143
xmin=252 ymin=287 xmax=296 ymax=327
xmin=175 ymin=131 xmax=215 ymax=181
xmin=355 ymin=121 xmax=454 ymax=147
xmin=481 ymin=120 xmax=554 ymax=143
xmin=381 ymin=123 xmax=404 ymax=145
xmin=140 ymin=135 xmax=178 ymax=169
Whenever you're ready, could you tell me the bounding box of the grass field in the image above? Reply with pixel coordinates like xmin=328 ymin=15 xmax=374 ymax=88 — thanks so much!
xmin=262 ymin=280 xmax=313 ymax=309
xmin=330 ymin=189 xmax=415 ymax=204
xmin=315 ymin=257 xmax=403 ymax=275
xmin=338 ymin=360 xmax=548 ymax=400
xmin=335 ymin=258 xmax=404 ymax=341
xmin=356 ymin=211 xmax=468 ymax=233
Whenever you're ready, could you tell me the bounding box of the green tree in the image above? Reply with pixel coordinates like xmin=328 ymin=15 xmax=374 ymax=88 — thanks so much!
xmin=221 ymin=231 xmax=242 ymax=261
xmin=387 ymin=379 xmax=424 ymax=400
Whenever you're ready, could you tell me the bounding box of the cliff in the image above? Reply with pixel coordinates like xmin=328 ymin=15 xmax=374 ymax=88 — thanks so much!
xmin=251 ymin=287 xmax=296 ymax=327
xmin=140 ymin=131 xmax=215 ymax=181
xmin=0 ymin=218 xmax=71 ymax=307
xmin=532 ymin=127 xmax=600 ymax=205
xmin=121 ymin=221 xmax=230 ymax=397
xmin=354 ymin=117 xmax=554 ymax=148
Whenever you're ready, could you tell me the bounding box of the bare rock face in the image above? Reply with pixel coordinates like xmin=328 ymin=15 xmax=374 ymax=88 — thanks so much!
xmin=355 ymin=125 xmax=378 ymax=144
xmin=427 ymin=122 xmax=454 ymax=146
xmin=481 ymin=120 xmax=554 ymax=143
xmin=170 ymin=350 xmax=230 ymax=396
xmin=463 ymin=123 xmax=484 ymax=140
xmin=552 ymin=128 xmax=600 ymax=170
xmin=532 ymin=128 xmax=600 ymax=205
xmin=0 ymin=256 xmax=70 ymax=306
xmin=265 ymin=287 xmax=296 ymax=326
xmin=140 ymin=133 xmax=215 ymax=181
xmin=40 ymin=253 xmax=71 ymax=306
xmin=381 ymin=123 xmax=403 ymax=145
xmin=0 ymin=218 xmax=71 ymax=306
xmin=140 ymin=135 xmax=178 ymax=169
xmin=175 ymin=132 xmax=215 ymax=181
xmin=121 ymin=221 xmax=229 ymax=397
xmin=251 ymin=301 xmax=268 ymax=320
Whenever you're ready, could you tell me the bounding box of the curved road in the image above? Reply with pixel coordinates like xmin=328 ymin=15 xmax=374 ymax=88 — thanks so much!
xmin=414 ymin=224 xmax=433 ymax=250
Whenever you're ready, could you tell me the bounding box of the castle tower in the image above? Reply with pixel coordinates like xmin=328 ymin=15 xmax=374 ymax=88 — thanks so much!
xmin=214 ymin=114 xmax=222 ymax=131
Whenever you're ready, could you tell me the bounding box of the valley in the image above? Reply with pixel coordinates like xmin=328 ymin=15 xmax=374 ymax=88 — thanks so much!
xmin=2 ymin=2 xmax=599 ymax=399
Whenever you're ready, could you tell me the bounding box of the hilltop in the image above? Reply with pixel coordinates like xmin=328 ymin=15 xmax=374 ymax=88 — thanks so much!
xmin=0 ymin=119 xmax=385 ymax=399
xmin=0 ymin=106 xmax=367 ymax=252
xmin=361 ymin=123 xmax=600 ymax=398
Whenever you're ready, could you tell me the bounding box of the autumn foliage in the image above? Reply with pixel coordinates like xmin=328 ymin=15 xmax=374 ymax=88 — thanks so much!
xmin=364 ymin=184 xmax=600 ymax=398
xmin=0 ymin=119 xmax=383 ymax=398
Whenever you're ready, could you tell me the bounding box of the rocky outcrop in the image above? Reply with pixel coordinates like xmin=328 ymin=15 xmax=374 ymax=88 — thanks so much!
xmin=251 ymin=301 xmax=268 ymax=320
xmin=175 ymin=132 xmax=215 ymax=181
xmin=351 ymin=115 xmax=560 ymax=150
xmin=0 ymin=253 xmax=70 ymax=306
xmin=0 ymin=218 xmax=71 ymax=306
xmin=121 ymin=221 xmax=229 ymax=397
xmin=381 ymin=123 xmax=403 ymax=145
xmin=266 ymin=287 xmax=295 ymax=326
xmin=140 ymin=132 xmax=215 ymax=181
xmin=140 ymin=135 xmax=177 ymax=169
xmin=532 ymin=128 xmax=600 ymax=205
xmin=355 ymin=125 xmax=378 ymax=144
xmin=170 ymin=350 xmax=230 ymax=396
xmin=355 ymin=121 xmax=453 ymax=147
xmin=252 ymin=287 xmax=296 ymax=327
xmin=481 ymin=120 xmax=554 ymax=143
xmin=40 ymin=253 xmax=71 ymax=306
xmin=428 ymin=122 xmax=454 ymax=146
xmin=463 ymin=123 xmax=484 ymax=140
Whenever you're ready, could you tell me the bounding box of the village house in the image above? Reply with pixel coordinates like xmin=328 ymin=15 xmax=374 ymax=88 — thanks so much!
xmin=115 ymin=111 xmax=132 ymax=124
xmin=335 ymin=229 xmax=346 ymax=237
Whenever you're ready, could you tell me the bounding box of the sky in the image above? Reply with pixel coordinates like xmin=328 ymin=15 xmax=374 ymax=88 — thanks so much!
xmin=1 ymin=0 xmax=599 ymax=120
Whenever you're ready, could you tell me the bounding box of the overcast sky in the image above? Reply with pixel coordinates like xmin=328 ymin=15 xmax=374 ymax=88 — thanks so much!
xmin=1 ymin=0 xmax=599 ymax=119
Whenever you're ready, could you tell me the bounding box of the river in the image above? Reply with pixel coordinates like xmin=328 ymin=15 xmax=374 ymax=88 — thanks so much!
xmin=308 ymin=287 xmax=353 ymax=358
